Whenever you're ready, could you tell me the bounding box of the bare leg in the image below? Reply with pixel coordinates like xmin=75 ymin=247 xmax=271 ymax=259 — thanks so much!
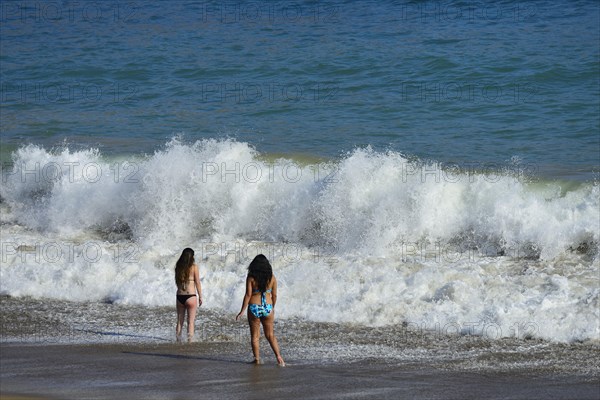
xmin=185 ymin=297 xmax=198 ymax=342
xmin=260 ymin=311 xmax=285 ymax=366
xmin=247 ymin=310 xmax=262 ymax=363
xmin=176 ymin=300 xmax=186 ymax=341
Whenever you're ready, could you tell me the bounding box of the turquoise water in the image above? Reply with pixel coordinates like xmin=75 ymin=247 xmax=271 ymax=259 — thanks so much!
xmin=1 ymin=1 xmax=598 ymax=179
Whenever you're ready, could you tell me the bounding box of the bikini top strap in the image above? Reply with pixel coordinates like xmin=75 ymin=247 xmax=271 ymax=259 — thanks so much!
xmin=253 ymin=287 xmax=272 ymax=307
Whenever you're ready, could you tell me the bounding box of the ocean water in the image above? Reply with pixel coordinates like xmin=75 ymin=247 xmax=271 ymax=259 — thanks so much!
xmin=1 ymin=1 xmax=599 ymax=177
xmin=1 ymin=0 xmax=599 ymax=353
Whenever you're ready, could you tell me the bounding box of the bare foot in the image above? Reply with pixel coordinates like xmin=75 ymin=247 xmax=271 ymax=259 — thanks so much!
xmin=252 ymin=358 xmax=263 ymax=365
xmin=277 ymin=356 xmax=286 ymax=367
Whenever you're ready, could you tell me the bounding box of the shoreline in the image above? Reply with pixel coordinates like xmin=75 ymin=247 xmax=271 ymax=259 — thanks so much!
xmin=2 ymin=342 xmax=599 ymax=400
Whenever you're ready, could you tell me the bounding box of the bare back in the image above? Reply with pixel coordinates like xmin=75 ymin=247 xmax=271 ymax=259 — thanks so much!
xmin=248 ymin=276 xmax=276 ymax=306
xmin=177 ymin=264 xmax=200 ymax=295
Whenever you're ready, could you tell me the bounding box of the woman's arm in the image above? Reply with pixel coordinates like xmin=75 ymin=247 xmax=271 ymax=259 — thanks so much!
xmin=271 ymin=276 xmax=277 ymax=308
xmin=194 ymin=264 xmax=203 ymax=306
xmin=235 ymin=277 xmax=253 ymax=320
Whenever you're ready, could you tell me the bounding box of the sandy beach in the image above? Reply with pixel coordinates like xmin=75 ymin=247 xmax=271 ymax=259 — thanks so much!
xmin=1 ymin=297 xmax=599 ymax=399
xmin=1 ymin=341 xmax=599 ymax=400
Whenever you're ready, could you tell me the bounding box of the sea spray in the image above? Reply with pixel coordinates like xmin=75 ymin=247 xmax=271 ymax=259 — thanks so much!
xmin=1 ymin=139 xmax=598 ymax=342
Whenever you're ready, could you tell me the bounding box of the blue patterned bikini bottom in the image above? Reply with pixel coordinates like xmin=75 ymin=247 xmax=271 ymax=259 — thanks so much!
xmin=249 ymin=302 xmax=272 ymax=318
xmin=249 ymin=289 xmax=272 ymax=318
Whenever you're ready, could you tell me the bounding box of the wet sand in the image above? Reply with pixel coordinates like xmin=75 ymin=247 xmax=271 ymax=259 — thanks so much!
xmin=1 ymin=342 xmax=598 ymax=400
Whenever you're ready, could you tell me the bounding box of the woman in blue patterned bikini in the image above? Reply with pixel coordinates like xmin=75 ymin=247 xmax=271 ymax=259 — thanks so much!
xmin=236 ymin=254 xmax=285 ymax=366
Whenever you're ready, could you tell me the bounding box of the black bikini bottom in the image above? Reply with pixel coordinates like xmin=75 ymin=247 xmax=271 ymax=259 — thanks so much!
xmin=176 ymin=294 xmax=196 ymax=305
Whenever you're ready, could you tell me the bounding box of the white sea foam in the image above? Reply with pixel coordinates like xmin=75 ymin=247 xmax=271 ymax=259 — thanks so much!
xmin=1 ymin=139 xmax=598 ymax=343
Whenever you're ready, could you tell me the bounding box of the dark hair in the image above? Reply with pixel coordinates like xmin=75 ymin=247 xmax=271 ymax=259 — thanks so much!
xmin=175 ymin=248 xmax=195 ymax=290
xmin=247 ymin=254 xmax=272 ymax=293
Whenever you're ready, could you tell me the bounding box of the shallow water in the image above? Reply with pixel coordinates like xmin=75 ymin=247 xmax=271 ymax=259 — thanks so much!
xmin=2 ymin=296 xmax=598 ymax=378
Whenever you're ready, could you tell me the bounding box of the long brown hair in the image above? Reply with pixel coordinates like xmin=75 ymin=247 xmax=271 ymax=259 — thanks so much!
xmin=175 ymin=248 xmax=195 ymax=290
xmin=247 ymin=254 xmax=272 ymax=292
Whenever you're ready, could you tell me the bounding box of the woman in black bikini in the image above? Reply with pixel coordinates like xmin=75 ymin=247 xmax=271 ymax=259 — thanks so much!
xmin=175 ymin=248 xmax=202 ymax=342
